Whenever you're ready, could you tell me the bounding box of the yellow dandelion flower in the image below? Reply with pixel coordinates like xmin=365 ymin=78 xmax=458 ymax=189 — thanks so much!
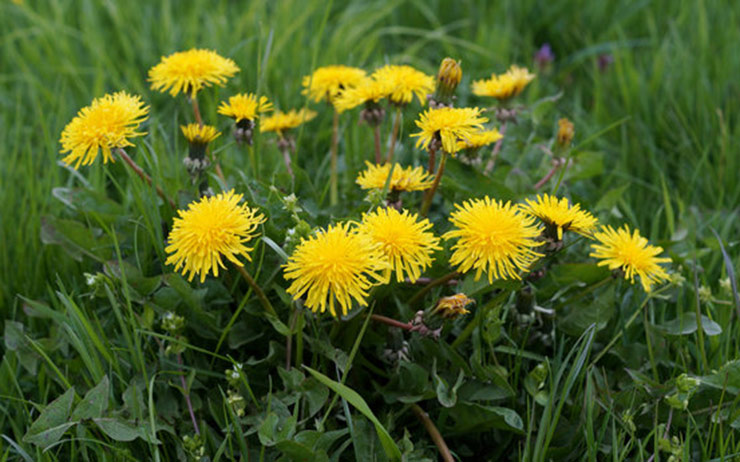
xmin=590 ymin=225 xmax=671 ymax=292
xmin=148 ymin=48 xmax=239 ymax=98
xmin=218 ymin=93 xmax=273 ymax=123
xmin=523 ymin=194 xmax=598 ymax=240
xmin=259 ymin=108 xmax=317 ymax=136
xmin=456 ymin=128 xmax=503 ymax=151
xmin=59 ymin=91 xmax=149 ymax=169
xmin=411 ymin=107 xmax=488 ymax=154
xmin=165 ymin=190 xmax=265 ymax=283
xmin=372 ymin=64 xmax=435 ymax=105
xmin=472 ymin=65 xmax=536 ymax=100
xmin=181 ymin=123 xmax=221 ymax=145
xmin=302 ymin=65 xmax=367 ymax=104
xmin=357 ymin=208 xmax=441 ymax=283
xmin=432 ymin=293 xmax=475 ymax=319
xmin=283 ymin=222 xmax=389 ymax=317
xmin=356 ymin=161 xmax=434 ymax=192
xmin=443 ymin=197 xmax=544 ymax=282
xmin=333 ymin=77 xmax=391 ymax=113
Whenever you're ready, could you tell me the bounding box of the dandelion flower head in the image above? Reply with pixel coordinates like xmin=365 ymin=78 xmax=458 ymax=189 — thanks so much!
xmin=411 ymin=107 xmax=488 ymax=154
xmin=165 ymin=190 xmax=265 ymax=283
xmin=357 ymin=208 xmax=441 ymax=283
xmin=523 ymin=194 xmax=598 ymax=240
xmin=149 ymin=48 xmax=239 ymax=98
xmin=456 ymin=129 xmax=503 ymax=151
xmin=302 ymin=65 xmax=367 ymax=104
xmin=472 ymin=65 xmax=535 ymax=100
xmin=218 ymin=93 xmax=273 ymax=123
xmin=372 ymin=64 xmax=435 ymax=105
xmin=356 ymin=161 xmax=434 ymax=192
xmin=59 ymin=91 xmax=148 ymax=169
xmin=283 ymin=222 xmax=389 ymax=317
xmin=443 ymin=197 xmax=543 ymax=282
xmin=590 ymin=225 xmax=670 ymax=292
xmin=260 ymin=108 xmax=317 ymax=136
xmin=433 ymin=293 xmax=475 ymax=319
xmin=181 ymin=123 xmax=221 ymax=145
xmin=334 ymin=77 xmax=391 ymax=113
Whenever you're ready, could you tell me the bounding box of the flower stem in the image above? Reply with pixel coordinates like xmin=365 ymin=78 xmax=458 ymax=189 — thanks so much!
xmin=411 ymin=403 xmax=454 ymax=462
xmin=330 ymin=109 xmax=340 ymax=206
xmin=372 ymin=124 xmax=382 ymax=164
xmin=408 ymin=270 xmax=459 ymax=307
xmin=427 ymin=144 xmax=437 ymax=174
xmin=190 ymin=96 xmax=204 ymax=127
xmin=534 ymin=158 xmax=565 ymax=190
xmin=484 ymin=122 xmax=507 ymax=175
xmin=177 ymin=352 xmax=200 ymax=435
xmin=386 ymin=106 xmax=402 ymax=164
xmin=116 ymin=148 xmax=176 ymax=209
xmin=369 ymin=314 xmax=413 ymax=331
xmin=235 ymin=265 xmax=278 ymax=318
xmin=278 ymin=138 xmax=295 ymax=178
xmin=420 ymin=151 xmax=447 ymax=217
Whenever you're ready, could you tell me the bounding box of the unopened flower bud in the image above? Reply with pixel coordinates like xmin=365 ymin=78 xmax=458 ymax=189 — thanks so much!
xmin=434 ymin=58 xmax=462 ymax=104
xmin=556 ymin=118 xmax=574 ymax=147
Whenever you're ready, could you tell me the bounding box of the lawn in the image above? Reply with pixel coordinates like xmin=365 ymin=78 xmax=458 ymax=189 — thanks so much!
xmin=2 ymin=0 xmax=740 ymax=460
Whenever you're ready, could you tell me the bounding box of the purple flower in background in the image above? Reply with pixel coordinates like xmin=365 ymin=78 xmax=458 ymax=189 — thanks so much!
xmin=598 ymin=53 xmax=614 ymax=72
xmin=534 ymin=43 xmax=555 ymax=70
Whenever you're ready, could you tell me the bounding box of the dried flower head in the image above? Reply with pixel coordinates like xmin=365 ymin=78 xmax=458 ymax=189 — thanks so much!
xmin=411 ymin=107 xmax=488 ymax=154
xmin=165 ymin=190 xmax=265 ymax=283
xmin=260 ymin=108 xmax=317 ymax=136
xmin=218 ymin=93 xmax=273 ymax=123
xmin=149 ymin=48 xmax=239 ymax=98
xmin=443 ymin=197 xmax=544 ymax=282
xmin=357 ymin=208 xmax=440 ymax=283
xmin=472 ymin=65 xmax=536 ymax=100
xmin=356 ymin=162 xmax=435 ymax=192
xmin=283 ymin=222 xmax=389 ymax=317
xmin=373 ymin=64 xmax=435 ymax=105
xmin=590 ymin=225 xmax=671 ymax=292
xmin=523 ymin=194 xmax=597 ymax=240
xmin=59 ymin=91 xmax=149 ymax=169
xmin=302 ymin=65 xmax=367 ymax=104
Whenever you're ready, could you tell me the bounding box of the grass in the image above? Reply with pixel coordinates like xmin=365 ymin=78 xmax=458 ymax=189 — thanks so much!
xmin=1 ymin=0 xmax=740 ymax=460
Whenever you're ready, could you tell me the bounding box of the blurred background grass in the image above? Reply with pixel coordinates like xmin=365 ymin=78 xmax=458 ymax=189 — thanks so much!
xmin=1 ymin=0 xmax=738 ymax=313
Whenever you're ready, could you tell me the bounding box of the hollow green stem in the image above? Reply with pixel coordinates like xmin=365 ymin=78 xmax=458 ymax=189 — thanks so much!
xmin=330 ymin=109 xmax=340 ymax=206
xmin=235 ymin=265 xmax=277 ymax=318
xmin=420 ymin=151 xmax=447 ymax=217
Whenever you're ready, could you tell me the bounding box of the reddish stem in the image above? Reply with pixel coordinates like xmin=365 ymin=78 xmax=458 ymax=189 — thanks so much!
xmin=369 ymin=314 xmax=413 ymax=331
xmin=116 ymin=148 xmax=176 ymax=209
xmin=177 ymin=353 xmax=201 ymax=435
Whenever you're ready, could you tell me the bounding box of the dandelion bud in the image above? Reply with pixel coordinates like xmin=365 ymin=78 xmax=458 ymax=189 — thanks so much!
xmin=434 ymin=58 xmax=462 ymax=104
xmin=426 ymin=293 xmax=474 ymax=326
xmin=556 ymin=118 xmax=574 ymax=148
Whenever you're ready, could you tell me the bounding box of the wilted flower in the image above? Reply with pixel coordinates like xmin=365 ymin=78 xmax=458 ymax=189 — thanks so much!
xmin=59 ymin=91 xmax=149 ymax=169
xmin=149 ymin=48 xmax=239 ymax=98
xmin=165 ymin=190 xmax=265 ymax=283
xmin=283 ymin=222 xmax=389 ymax=317
xmin=357 ymin=208 xmax=440 ymax=283
xmin=444 ymin=197 xmax=544 ymax=282
xmin=590 ymin=225 xmax=671 ymax=292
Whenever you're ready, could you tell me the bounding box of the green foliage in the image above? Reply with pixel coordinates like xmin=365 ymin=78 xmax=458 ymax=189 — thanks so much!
xmin=2 ymin=0 xmax=740 ymax=461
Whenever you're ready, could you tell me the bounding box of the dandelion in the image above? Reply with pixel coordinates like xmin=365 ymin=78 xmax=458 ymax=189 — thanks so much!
xmin=218 ymin=93 xmax=273 ymax=123
xmin=149 ymin=48 xmax=239 ymax=98
xmin=302 ymin=65 xmax=367 ymax=104
xmin=260 ymin=108 xmax=317 ymax=136
xmin=456 ymin=129 xmax=503 ymax=151
xmin=357 ymin=208 xmax=440 ymax=283
xmin=432 ymin=294 xmax=475 ymax=319
xmin=590 ymin=225 xmax=671 ymax=292
xmin=284 ymin=222 xmax=389 ymax=317
xmin=523 ymin=194 xmax=598 ymax=240
xmin=472 ymin=65 xmax=535 ymax=100
xmin=333 ymin=77 xmax=391 ymax=113
xmin=372 ymin=65 xmax=435 ymax=106
xmin=411 ymin=107 xmax=488 ymax=155
xmin=443 ymin=197 xmax=543 ymax=282
xmin=165 ymin=190 xmax=265 ymax=283
xmin=557 ymin=118 xmax=575 ymax=147
xmin=181 ymin=123 xmax=221 ymax=145
xmin=59 ymin=91 xmax=148 ymax=169
xmin=356 ymin=162 xmax=434 ymax=192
